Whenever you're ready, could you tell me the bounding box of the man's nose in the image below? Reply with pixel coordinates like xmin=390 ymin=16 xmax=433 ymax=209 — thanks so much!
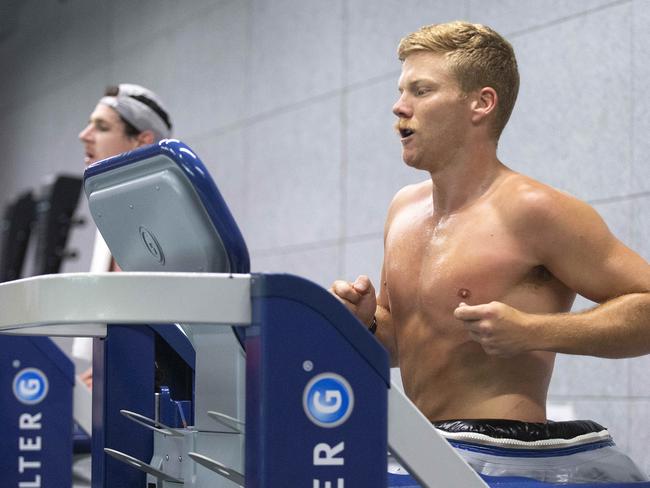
xmin=78 ymin=124 xmax=92 ymax=142
xmin=392 ymin=94 xmax=412 ymax=118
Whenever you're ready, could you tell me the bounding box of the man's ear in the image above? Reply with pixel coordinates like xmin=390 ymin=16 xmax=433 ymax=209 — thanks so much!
xmin=135 ymin=129 xmax=156 ymax=147
xmin=470 ymin=87 xmax=498 ymax=125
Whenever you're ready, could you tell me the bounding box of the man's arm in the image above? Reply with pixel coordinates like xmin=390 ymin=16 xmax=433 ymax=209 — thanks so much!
xmin=329 ymin=186 xmax=416 ymax=365
xmin=531 ymin=292 xmax=649 ymax=357
xmin=329 ymin=270 xmax=398 ymax=366
xmin=455 ymin=293 xmax=649 ymax=358
xmin=375 ymin=265 xmax=398 ymax=366
xmin=455 ymin=185 xmax=650 ymax=358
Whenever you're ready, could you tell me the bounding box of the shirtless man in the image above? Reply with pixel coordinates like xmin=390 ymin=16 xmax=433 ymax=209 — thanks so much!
xmin=331 ymin=21 xmax=650 ymax=482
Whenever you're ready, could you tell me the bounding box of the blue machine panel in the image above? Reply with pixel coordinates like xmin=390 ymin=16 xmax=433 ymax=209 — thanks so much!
xmin=0 ymin=336 xmax=74 ymax=488
xmin=247 ymin=273 xmax=390 ymax=487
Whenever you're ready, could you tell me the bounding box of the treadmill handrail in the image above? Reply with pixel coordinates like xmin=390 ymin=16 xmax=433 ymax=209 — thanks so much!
xmin=388 ymin=381 xmax=489 ymax=488
xmin=0 ymin=272 xmax=251 ymax=336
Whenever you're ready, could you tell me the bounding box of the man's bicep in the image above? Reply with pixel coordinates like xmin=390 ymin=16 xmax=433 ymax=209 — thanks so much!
xmin=540 ymin=204 xmax=649 ymax=303
xmin=377 ymin=261 xmax=390 ymax=309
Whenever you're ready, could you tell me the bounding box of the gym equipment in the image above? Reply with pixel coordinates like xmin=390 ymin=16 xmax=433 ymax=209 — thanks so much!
xmin=0 ymin=191 xmax=35 ymax=282
xmin=31 ymin=175 xmax=84 ymax=276
xmin=1 ymin=140 xmax=647 ymax=487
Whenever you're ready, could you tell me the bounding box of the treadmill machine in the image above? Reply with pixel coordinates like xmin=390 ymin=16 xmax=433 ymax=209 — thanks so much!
xmin=3 ymin=140 xmax=629 ymax=488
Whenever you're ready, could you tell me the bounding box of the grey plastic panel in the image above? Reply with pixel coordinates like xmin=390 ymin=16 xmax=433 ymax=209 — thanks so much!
xmin=85 ymin=155 xmax=230 ymax=272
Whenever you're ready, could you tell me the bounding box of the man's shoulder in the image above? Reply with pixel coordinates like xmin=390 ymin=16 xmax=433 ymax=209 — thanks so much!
xmin=383 ymin=180 xmax=430 ymax=230
xmin=391 ymin=179 xmax=431 ymax=207
xmin=497 ymin=173 xmax=585 ymax=222
xmin=497 ymin=173 xmax=603 ymax=251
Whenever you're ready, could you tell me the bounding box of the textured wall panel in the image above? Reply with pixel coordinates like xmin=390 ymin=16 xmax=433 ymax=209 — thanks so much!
xmin=499 ymin=4 xmax=632 ymax=201
xmin=164 ymin=1 xmax=250 ymax=136
xmin=628 ymin=355 xmax=650 ymax=397
xmin=251 ymin=244 xmax=339 ymax=288
xmin=549 ymin=355 xmax=629 ymax=397
xmin=631 ymin=196 xmax=650 ymax=261
xmin=188 ymin=128 xmax=249 ymax=235
xmin=467 ymin=0 xmax=623 ymax=34
xmin=346 ymin=0 xmax=464 ymax=85
xmin=629 ymin=401 xmax=650 ymax=475
xmin=245 ymin=96 xmax=341 ymax=250
xmin=108 ymin=0 xmax=235 ymax=53
xmin=632 ymin=0 xmax=650 ymax=193
xmin=249 ymin=0 xmax=343 ymax=115
xmin=342 ymin=236 xmax=384 ymax=288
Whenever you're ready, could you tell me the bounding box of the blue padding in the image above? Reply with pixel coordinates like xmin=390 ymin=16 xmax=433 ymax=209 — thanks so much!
xmin=482 ymin=475 xmax=650 ymax=487
xmin=250 ymin=272 xmax=390 ymax=385
xmin=84 ymin=139 xmax=250 ymax=273
xmin=450 ymin=439 xmax=616 ymax=458
xmin=388 ymin=473 xmax=650 ymax=488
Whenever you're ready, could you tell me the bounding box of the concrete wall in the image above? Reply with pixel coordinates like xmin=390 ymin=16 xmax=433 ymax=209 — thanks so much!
xmin=1 ymin=0 xmax=648 ymax=475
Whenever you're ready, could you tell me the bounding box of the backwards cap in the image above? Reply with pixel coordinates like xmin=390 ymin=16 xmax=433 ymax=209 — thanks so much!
xmin=99 ymin=83 xmax=172 ymax=141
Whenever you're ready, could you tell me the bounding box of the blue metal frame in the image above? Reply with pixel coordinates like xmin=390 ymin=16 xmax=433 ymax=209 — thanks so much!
xmin=91 ymin=324 xmax=195 ymax=488
xmin=247 ymin=273 xmax=390 ymax=487
xmin=0 ymin=336 xmax=74 ymax=487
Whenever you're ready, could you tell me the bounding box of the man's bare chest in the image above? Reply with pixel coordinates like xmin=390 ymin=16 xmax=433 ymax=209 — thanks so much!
xmin=384 ymin=209 xmax=536 ymax=317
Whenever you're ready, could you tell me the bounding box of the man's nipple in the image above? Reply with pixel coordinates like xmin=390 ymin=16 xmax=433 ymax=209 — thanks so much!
xmin=457 ymin=288 xmax=471 ymax=300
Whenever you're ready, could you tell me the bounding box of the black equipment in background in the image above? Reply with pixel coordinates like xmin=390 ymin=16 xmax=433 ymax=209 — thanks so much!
xmin=32 ymin=175 xmax=84 ymax=275
xmin=0 ymin=191 xmax=36 ymax=282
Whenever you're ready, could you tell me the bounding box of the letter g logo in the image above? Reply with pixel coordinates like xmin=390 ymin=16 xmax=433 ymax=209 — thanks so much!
xmin=303 ymin=373 xmax=354 ymax=428
xmin=139 ymin=226 xmax=165 ymax=264
xmin=13 ymin=368 xmax=49 ymax=405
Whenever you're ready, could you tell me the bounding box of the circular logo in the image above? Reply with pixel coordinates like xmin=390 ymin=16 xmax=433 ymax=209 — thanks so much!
xmin=13 ymin=368 xmax=49 ymax=405
xmin=139 ymin=226 xmax=165 ymax=264
xmin=303 ymin=373 xmax=354 ymax=428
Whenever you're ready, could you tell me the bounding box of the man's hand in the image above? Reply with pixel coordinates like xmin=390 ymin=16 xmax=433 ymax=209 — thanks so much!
xmin=454 ymin=301 xmax=533 ymax=357
xmin=330 ymin=275 xmax=377 ymax=326
xmin=80 ymin=367 xmax=93 ymax=389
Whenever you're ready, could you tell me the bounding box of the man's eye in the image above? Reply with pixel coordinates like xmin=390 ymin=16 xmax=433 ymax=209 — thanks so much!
xmin=416 ymin=89 xmax=429 ymax=96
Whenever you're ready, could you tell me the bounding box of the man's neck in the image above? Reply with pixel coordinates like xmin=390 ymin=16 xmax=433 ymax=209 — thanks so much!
xmin=428 ymin=143 xmax=505 ymax=215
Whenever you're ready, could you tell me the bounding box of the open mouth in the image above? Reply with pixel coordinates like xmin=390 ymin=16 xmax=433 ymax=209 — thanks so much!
xmin=399 ymin=128 xmax=414 ymax=139
xmin=84 ymin=151 xmax=95 ymax=165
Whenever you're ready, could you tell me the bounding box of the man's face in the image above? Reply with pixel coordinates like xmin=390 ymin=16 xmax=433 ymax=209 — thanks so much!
xmin=78 ymin=104 xmax=139 ymax=166
xmin=392 ymin=52 xmax=471 ymax=171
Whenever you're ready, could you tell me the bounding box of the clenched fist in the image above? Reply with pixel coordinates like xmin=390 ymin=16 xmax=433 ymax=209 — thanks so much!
xmin=330 ymin=275 xmax=377 ymax=327
xmin=454 ymin=301 xmax=534 ymax=357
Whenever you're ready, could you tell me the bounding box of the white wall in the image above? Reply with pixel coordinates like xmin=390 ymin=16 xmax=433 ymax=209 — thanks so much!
xmin=1 ymin=0 xmax=648 ymax=474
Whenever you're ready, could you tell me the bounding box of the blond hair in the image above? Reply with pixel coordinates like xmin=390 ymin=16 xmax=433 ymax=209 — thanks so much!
xmin=398 ymin=21 xmax=519 ymax=139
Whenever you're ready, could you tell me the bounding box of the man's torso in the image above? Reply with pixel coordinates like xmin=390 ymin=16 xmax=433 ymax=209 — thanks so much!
xmin=384 ymin=172 xmax=576 ymax=421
